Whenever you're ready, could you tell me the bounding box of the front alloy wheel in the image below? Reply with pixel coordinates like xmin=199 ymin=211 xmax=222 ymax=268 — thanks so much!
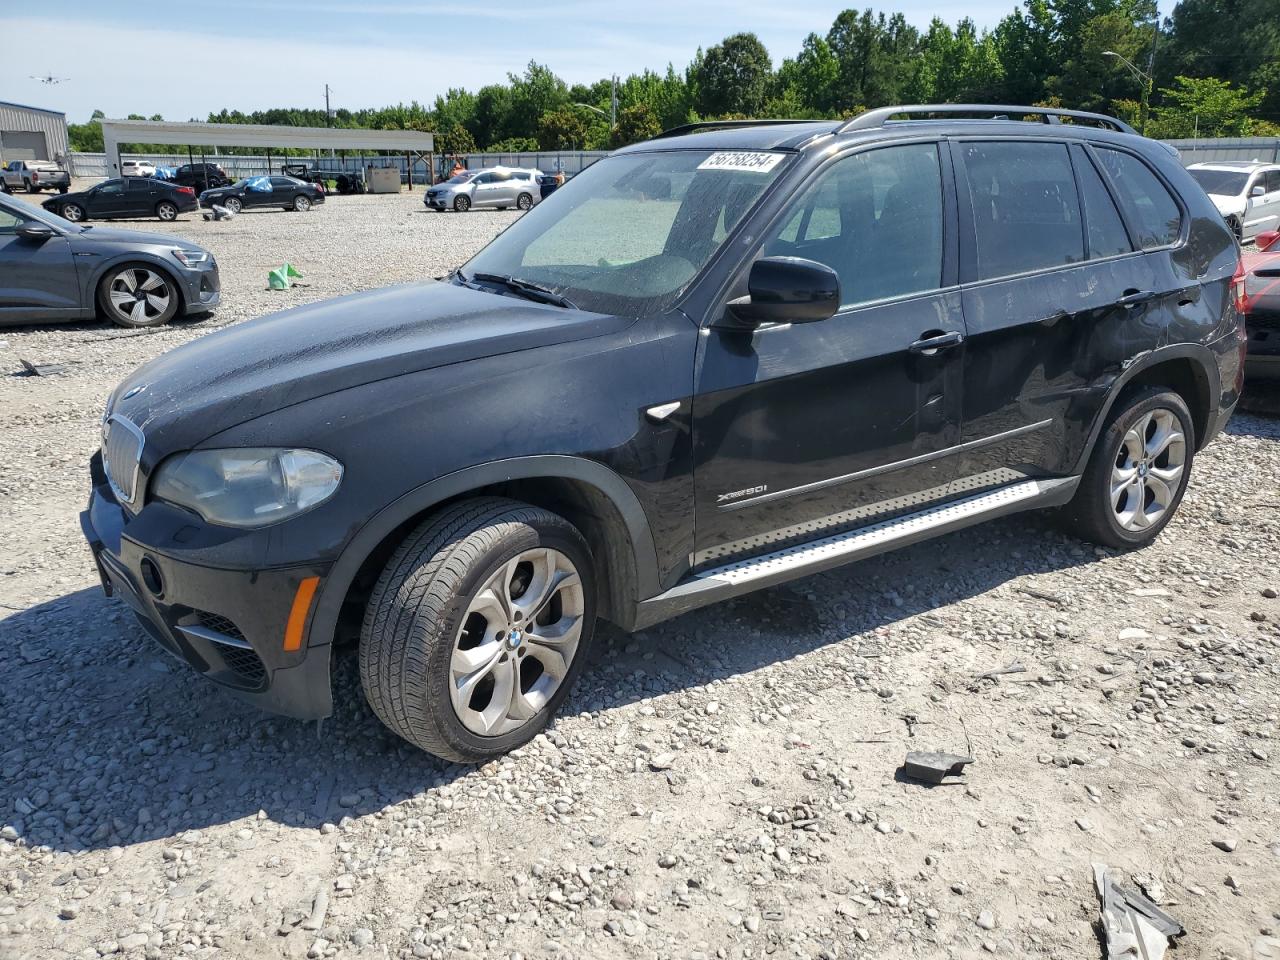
xmin=360 ymin=498 xmax=596 ymax=762
xmin=98 ymin=266 xmax=179 ymax=328
xmin=61 ymin=203 xmax=85 ymax=222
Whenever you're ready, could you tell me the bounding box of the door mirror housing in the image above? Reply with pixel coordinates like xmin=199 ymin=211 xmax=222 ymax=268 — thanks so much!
xmin=727 ymin=256 xmax=841 ymax=327
xmin=1251 ymin=184 xmax=1266 ymax=198
xmin=15 ymin=223 xmax=56 ymax=242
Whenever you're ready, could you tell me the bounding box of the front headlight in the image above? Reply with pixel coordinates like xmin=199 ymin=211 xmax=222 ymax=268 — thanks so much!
xmin=172 ymin=248 xmax=209 ymax=267
xmin=151 ymin=448 xmax=343 ymax=528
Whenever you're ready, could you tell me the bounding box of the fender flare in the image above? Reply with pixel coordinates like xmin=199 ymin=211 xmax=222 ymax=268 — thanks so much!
xmin=306 ymin=455 xmax=661 ymax=648
xmin=1071 ymin=342 xmax=1221 ymax=475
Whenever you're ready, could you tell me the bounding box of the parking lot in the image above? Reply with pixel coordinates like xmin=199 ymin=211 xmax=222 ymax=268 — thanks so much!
xmin=1 ymin=189 xmax=1278 ymax=960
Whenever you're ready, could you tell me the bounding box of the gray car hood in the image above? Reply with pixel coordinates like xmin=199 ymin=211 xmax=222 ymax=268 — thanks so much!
xmin=110 ymin=280 xmax=628 ymax=454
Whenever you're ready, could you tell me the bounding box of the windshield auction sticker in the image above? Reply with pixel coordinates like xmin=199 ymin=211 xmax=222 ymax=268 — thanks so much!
xmin=697 ymin=152 xmax=785 ymax=173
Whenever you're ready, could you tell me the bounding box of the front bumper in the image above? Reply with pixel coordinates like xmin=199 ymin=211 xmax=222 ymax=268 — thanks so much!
xmin=80 ymin=461 xmax=333 ymax=720
xmin=177 ymin=261 xmax=221 ymax=315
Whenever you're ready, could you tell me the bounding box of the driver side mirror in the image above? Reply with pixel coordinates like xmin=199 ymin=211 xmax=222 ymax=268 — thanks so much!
xmin=726 ymin=256 xmax=841 ymax=327
xmin=15 ymin=223 xmax=55 ymax=242
xmin=1251 ymin=185 xmax=1266 ymax=198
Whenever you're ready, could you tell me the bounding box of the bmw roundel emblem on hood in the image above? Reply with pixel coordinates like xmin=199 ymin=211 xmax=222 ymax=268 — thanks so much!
xmin=121 ymin=384 xmax=147 ymax=401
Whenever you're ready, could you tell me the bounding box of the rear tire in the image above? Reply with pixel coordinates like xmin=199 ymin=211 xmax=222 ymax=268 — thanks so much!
xmin=293 ymin=195 xmax=312 ymax=212
xmin=517 ymin=192 xmax=533 ymax=211
xmin=1059 ymin=387 xmax=1195 ymax=549
xmin=359 ymin=497 xmax=597 ymax=762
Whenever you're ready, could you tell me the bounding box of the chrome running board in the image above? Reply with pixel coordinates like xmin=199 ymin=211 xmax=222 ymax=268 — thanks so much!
xmin=632 ymin=477 xmax=1078 ymax=629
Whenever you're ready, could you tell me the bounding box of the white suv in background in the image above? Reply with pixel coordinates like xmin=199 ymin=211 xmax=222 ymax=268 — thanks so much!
xmin=1187 ymin=160 xmax=1280 ymax=242
xmin=120 ymin=159 xmax=157 ymax=178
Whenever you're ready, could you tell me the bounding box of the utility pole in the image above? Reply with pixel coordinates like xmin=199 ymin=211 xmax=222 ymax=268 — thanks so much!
xmin=325 ymin=84 xmax=333 ymax=127
xmin=610 ymin=75 xmax=618 ymax=129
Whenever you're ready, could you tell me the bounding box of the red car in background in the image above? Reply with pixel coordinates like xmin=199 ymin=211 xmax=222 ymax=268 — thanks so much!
xmin=1242 ymin=230 xmax=1280 ymax=382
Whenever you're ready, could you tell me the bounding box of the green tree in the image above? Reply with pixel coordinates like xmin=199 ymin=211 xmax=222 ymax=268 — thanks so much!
xmin=611 ymin=103 xmax=661 ymax=146
xmin=508 ymin=62 xmax=570 ymax=140
xmin=695 ymin=33 xmax=773 ymax=117
xmin=1147 ymin=76 xmax=1266 ymax=138
xmin=537 ymin=107 xmax=589 ymax=149
xmin=436 ymin=121 xmax=477 ymax=156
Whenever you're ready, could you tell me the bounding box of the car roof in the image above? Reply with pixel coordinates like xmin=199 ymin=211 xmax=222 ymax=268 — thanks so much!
xmin=617 ymin=113 xmax=1158 ymax=158
xmin=1188 ymin=160 xmax=1276 ymax=171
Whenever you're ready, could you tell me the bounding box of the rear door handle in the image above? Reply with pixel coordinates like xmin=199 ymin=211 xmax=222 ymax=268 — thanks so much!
xmin=1116 ymin=289 xmax=1157 ymax=308
xmin=909 ymin=330 xmax=965 ymax=354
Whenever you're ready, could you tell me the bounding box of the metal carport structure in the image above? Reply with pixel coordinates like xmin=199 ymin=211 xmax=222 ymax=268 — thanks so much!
xmin=100 ymin=118 xmax=435 ymax=188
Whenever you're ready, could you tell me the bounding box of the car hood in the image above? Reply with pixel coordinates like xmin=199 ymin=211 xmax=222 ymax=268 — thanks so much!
xmin=68 ymin=225 xmax=191 ymax=248
xmin=109 ymin=280 xmax=630 ymax=453
xmin=1208 ymin=193 xmax=1246 ymax=217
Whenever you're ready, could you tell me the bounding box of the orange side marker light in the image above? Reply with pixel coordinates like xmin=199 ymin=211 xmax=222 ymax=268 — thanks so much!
xmin=284 ymin=576 xmax=320 ymax=652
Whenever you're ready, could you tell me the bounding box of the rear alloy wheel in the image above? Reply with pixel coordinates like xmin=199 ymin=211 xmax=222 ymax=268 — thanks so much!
xmin=517 ymin=192 xmax=533 ymax=211
xmin=1060 ymin=387 xmax=1194 ymax=549
xmin=98 ymin=265 xmax=179 ymax=328
xmin=156 ymin=201 xmax=178 ymax=222
xmin=223 ymin=197 xmax=242 ymax=214
xmin=61 ymin=203 xmax=85 ymax=223
xmin=360 ymin=497 xmax=596 ymax=762
xmin=454 ymin=194 xmax=471 ymax=212
xmin=293 ymin=195 xmax=312 ymax=212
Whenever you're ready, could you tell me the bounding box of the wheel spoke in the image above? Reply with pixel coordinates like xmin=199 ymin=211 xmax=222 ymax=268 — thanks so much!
xmin=129 ymin=299 xmax=147 ymax=323
xmin=468 ymin=586 xmax=509 ymax=627
xmin=1144 ymin=475 xmax=1175 ymax=512
xmin=451 ymin=639 xmax=501 ymax=677
xmin=109 ymin=289 xmax=134 ymax=308
xmin=117 ymin=270 xmax=137 ymax=293
xmin=145 ymin=293 xmax=169 ymax=313
xmin=138 ymin=271 xmax=163 ymax=292
xmin=527 ymin=612 xmax=582 ymax=649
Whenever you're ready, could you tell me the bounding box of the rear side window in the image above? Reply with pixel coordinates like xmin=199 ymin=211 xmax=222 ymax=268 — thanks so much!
xmin=1267 ymin=170 xmax=1280 ymax=194
xmin=1075 ymin=152 xmax=1132 ymax=259
xmin=1094 ymin=148 xmax=1181 ymax=249
xmin=960 ymin=141 xmax=1083 ymax=280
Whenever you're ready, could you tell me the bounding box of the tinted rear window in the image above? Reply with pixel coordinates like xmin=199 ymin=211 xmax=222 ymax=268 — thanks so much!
xmin=1095 ymin=148 xmax=1182 ymax=249
xmin=960 ymin=141 xmax=1083 ymax=280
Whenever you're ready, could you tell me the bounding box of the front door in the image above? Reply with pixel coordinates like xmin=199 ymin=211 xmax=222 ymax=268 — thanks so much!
xmin=87 ymin=180 xmax=130 ymax=218
xmin=692 ymin=141 xmax=966 ymax=567
xmin=1244 ymin=168 xmax=1280 ymax=240
xmin=0 ymin=204 xmax=81 ymax=320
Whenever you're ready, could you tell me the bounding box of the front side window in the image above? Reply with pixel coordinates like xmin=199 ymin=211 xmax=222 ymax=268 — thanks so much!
xmin=0 ymin=208 xmax=23 ymax=233
xmin=97 ymin=180 xmax=124 ymax=195
xmin=764 ymin=143 xmax=944 ymax=306
xmin=1094 ymin=147 xmax=1181 ymax=249
xmin=960 ymin=141 xmax=1083 ymax=280
xmin=461 ymin=149 xmax=789 ymax=315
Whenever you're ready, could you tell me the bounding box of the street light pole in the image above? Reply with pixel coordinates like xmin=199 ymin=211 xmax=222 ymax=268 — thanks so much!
xmin=1103 ymin=49 xmax=1153 ymax=135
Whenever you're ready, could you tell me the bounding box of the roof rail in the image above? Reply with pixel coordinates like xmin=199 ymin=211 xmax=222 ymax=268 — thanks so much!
xmin=654 ymin=119 xmax=819 ymax=140
xmin=837 ymin=104 xmax=1137 ymax=136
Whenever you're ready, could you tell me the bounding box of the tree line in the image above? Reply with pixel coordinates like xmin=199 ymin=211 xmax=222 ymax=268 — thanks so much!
xmin=69 ymin=0 xmax=1279 ymax=156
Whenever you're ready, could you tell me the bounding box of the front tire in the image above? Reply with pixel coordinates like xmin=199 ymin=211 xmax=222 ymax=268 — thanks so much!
xmin=360 ymin=498 xmax=597 ymax=762
xmin=58 ymin=185 xmax=69 ymax=195
xmin=156 ymin=201 xmax=178 ymax=221
xmin=1060 ymin=388 xmax=1195 ymax=549
xmin=453 ymin=194 xmax=471 ymax=212
xmin=24 ymin=180 xmax=35 ymax=194
xmin=61 ymin=203 xmax=85 ymax=223
xmin=223 ymin=196 xmax=242 ymax=214
xmin=97 ymin=264 xmax=180 ymax=328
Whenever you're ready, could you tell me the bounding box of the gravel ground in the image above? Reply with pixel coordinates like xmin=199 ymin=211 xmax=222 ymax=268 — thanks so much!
xmin=1 ymin=189 xmax=1279 ymax=960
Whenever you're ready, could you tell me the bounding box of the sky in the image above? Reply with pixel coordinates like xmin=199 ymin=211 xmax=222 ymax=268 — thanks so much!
xmin=2 ymin=1 xmax=1016 ymax=124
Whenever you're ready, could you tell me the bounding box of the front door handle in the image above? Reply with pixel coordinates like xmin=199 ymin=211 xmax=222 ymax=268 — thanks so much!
xmin=1116 ymin=289 xmax=1157 ymax=308
xmin=909 ymin=330 xmax=965 ymax=355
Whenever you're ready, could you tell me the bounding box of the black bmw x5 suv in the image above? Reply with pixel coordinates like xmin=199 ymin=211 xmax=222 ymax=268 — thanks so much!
xmin=83 ymin=105 xmax=1246 ymax=762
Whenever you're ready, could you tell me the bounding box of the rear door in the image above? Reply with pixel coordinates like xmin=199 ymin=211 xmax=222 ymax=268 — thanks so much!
xmin=950 ymin=137 xmax=1172 ymax=488
xmin=0 ymin=203 xmax=82 ymax=320
xmin=124 ymin=178 xmax=158 ymax=217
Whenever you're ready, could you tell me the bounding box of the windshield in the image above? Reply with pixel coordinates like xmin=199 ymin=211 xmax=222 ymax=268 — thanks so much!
xmin=1189 ymin=169 xmax=1250 ymax=196
xmin=460 ymin=149 xmax=790 ymax=315
xmin=446 ymin=172 xmax=477 ymax=184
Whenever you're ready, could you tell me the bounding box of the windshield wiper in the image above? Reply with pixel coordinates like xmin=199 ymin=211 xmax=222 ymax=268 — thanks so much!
xmin=466 ymin=271 xmax=577 ymax=310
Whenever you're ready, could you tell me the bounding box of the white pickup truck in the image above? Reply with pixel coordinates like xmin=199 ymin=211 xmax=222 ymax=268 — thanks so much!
xmin=1 ymin=159 xmax=70 ymax=194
